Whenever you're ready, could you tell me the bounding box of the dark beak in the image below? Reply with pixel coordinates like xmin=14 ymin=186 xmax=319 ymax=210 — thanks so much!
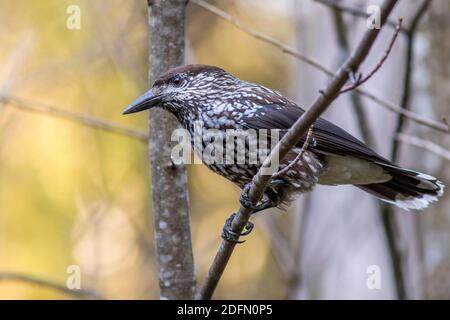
xmin=122 ymin=90 xmax=162 ymax=115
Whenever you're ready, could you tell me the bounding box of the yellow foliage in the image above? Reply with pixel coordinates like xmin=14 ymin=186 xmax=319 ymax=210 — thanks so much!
xmin=0 ymin=0 xmax=294 ymax=299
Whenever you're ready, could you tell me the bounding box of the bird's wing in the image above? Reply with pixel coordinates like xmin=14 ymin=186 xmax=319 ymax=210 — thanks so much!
xmin=242 ymin=103 xmax=392 ymax=165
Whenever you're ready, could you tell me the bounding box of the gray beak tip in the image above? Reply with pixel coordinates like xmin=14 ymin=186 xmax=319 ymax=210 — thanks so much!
xmin=122 ymin=104 xmax=144 ymax=115
xmin=122 ymin=105 xmax=135 ymax=115
xmin=122 ymin=90 xmax=161 ymax=116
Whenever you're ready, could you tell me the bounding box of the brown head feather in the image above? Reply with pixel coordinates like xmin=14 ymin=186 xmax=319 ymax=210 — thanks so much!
xmin=153 ymin=64 xmax=226 ymax=86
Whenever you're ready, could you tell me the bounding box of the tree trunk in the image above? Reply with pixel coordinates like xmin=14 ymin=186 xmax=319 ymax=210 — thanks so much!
xmin=147 ymin=0 xmax=195 ymax=300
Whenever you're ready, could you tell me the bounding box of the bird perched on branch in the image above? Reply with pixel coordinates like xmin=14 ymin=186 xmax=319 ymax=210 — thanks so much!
xmin=123 ymin=64 xmax=444 ymax=226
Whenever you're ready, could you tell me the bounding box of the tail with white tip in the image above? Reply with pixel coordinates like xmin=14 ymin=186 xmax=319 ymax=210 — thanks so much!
xmin=356 ymin=165 xmax=444 ymax=211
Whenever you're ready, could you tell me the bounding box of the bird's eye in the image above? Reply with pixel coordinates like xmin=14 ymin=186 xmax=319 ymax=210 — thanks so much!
xmin=172 ymin=76 xmax=183 ymax=87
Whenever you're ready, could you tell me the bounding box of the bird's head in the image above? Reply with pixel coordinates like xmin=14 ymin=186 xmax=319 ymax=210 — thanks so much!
xmin=122 ymin=64 xmax=233 ymax=116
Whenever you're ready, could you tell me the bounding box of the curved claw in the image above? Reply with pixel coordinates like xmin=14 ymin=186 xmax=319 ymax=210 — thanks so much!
xmin=239 ymin=183 xmax=274 ymax=213
xmin=240 ymin=220 xmax=254 ymax=236
xmin=221 ymin=213 xmax=254 ymax=243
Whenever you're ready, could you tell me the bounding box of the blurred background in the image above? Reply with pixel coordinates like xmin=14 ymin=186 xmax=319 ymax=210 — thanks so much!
xmin=0 ymin=0 xmax=449 ymax=299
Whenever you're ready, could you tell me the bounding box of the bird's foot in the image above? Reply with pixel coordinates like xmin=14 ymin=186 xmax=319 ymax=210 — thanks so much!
xmin=221 ymin=213 xmax=254 ymax=243
xmin=239 ymin=183 xmax=273 ymax=212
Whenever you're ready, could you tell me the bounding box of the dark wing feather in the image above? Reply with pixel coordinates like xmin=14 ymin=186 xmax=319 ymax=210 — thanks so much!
xmin=243 ymin=103 xmax=392 ymax=165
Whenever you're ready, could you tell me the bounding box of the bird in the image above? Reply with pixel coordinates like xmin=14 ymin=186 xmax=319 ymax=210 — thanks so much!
xmin=123 ymin=64 xmax=444 ymax=240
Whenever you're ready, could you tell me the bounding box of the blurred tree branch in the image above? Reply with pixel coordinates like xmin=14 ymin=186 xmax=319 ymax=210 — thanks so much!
xmin=381 ymin=0 xmax=432 ymax=300
xmin=0 ymin=272 xmax=101 ymax=299
xmin=330 ymin=5 xmax=407 ymax=300
xmin=259 ymin=214 xmax=296 ymax=279
xmin=147 ymin=0 xmax=196 ymax=300
xmin=391 ymin=0 xmax=432 ymax=162
xmin=397 ymin=133 xmax=450 ymax=161
xmin=314 ymin=0 xmax=404 ymax=32
xmin=197 ymin=0 xmax=399 ymax=300
xmin=340 ymin=19 xmax=402 ymax=93
xmin=331 ymin=5 xmax=375 ymax=147
xmin=191 ymin=0 xmax=449 ymax=135
xmin=1 ymin=95 xmax=147 ymax=142
xmin=0 ymin=33 xmax=34 ymax=112
xmin=260 ymin=201 xmax=310 ymax=299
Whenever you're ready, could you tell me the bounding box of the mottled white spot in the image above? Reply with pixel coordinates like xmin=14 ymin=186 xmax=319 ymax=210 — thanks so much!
xmin=159 ymin=220 xmax=167 ymax=230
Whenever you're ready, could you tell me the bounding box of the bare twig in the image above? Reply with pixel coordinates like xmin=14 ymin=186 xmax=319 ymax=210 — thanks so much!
xmin=285 ymin=196 xmax=312 ymax=299
xmin=1 ymin=95 xmax=147 ymax=142
xmin=0 ymin=33 xmax=34 ymax=111
xmin=379 ymin=200 xmax=407 ymax=299
xmin=391 ymin=0 xmax=432 ymax=162
xmin=397 ymin=133 xmax=450 ymax=161
xmin=381 ymin=0 xmax=432 ymax=300
xmin=191 ymin=0 xmax=336 ymax=76
xmin=259 ymin=215 xmax=295 ymax=279
xmin=331 ymin=4 xmax=375 ymax=146
xmin=0 ymin=272 xmax=101 ymax=299
xmin=313 ymin=0 xmax=404 ymax=32
xmin=357 ymin=89 xmax=449 ymax=133
xmin=259 ymin=198 xmax=311 ymax=298
xmin=191 ymin=0 xmax=449 ymax=135
xmin=272 ymin=125 xmax=314 ymax=179
xmin=197 ymin=0 xmax=399 ymax=300
xmin=340 ymin=19 xmax=403 ymax=93
xmin=329 ymin=4 xmax=406 ymax=300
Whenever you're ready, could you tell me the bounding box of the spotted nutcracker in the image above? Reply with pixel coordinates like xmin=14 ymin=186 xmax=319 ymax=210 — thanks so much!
xmin=123 ymin=64 xmax=444 ymax=238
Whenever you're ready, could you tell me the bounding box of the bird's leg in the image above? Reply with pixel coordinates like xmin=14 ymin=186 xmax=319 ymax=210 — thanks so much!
xmin=239 ymin=182 xmax=276 ymax=213
xmin=221 ymin=213 xmax=254 ymax=243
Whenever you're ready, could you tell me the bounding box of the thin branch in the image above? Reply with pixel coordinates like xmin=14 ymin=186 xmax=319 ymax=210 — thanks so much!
xmin=259 ymin=199 xmax=311 ymax=298
xmin=331 ymin=3 xmax=375 ymax=146
xmin=397 ymin=133 xmax=450 ymax=161
xmin=191 ymin=0 xmax=335 ymax=76
xmin=197 ymin=0 xmax=399 ymax=300
xmin=191 ymin=0 xmax=449 ymax=135
xmin=381 ymin=0 xmax=432 ymax=300
xmin=0 ymin=272 xmax=102 ymax=299
xmin=314 ymin=0 xmax=406 ymax=32
xmin=356 ymin=89 xmax=449 ymax=133
xmin=0 ymin=33 xmax=34 ymax=112
xmin=259 ymin=215 xmax=295 ymax=279
xmin=329 ymin=3 xmax=406 ymax=300
xmin=272 ymin=125 xmax=314 ymax=178
xmin=379 ymin=201 xmax=407 ymax=299
xmin=285 ymin=196 xmax=312 ymax=299
xmin=391 ymin=0 xmax=432 ymax=162
xmin=340 ymin=19 xmax=403 ymax=93
xmin=0 ymin=95 xmax=148 ymax=142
